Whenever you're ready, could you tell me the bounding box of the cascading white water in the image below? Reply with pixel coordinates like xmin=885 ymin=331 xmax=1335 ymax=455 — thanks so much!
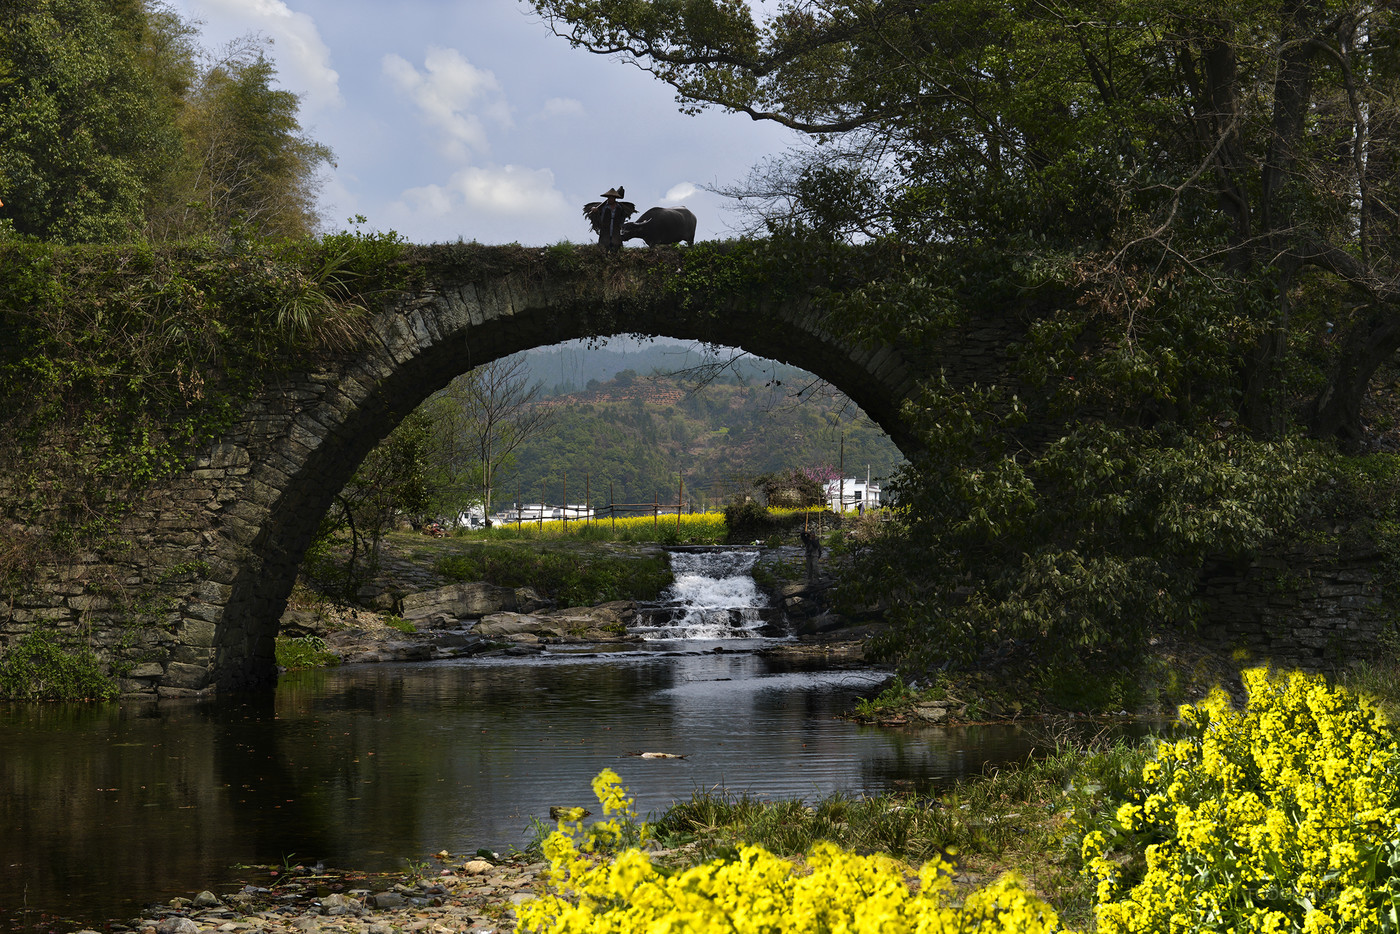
xmin=634 ymin=549 xmax=771 ymax=640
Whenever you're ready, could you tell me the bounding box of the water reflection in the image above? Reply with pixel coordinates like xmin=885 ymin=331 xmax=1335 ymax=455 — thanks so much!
xmin=1 ymin=653 xmax=1080 ymax=932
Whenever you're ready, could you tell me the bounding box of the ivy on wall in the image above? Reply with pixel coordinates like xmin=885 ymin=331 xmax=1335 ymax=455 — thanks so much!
xmin=0 ymin=228 xmax=408 ymax=617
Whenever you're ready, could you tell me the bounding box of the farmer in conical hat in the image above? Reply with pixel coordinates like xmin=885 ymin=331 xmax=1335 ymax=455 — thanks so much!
xmin=583 ymin=186 xmax=634 ymax=251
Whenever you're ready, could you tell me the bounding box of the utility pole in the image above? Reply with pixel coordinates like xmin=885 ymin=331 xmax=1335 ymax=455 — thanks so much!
xmin=839 ymin=432 xmax=845 ymax=512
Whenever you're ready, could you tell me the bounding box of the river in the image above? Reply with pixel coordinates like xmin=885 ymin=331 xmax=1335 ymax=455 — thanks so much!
xmin=0 ymin=550 xmax=1054 ymax=932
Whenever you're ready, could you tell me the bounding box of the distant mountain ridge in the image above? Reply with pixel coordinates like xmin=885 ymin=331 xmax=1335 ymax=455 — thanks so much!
xmin=518 ymin=338 xmax=811 ymax=398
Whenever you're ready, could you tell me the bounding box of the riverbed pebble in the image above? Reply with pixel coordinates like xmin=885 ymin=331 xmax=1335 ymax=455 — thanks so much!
xmin=112 ymin=860 xmax=548 ymax=934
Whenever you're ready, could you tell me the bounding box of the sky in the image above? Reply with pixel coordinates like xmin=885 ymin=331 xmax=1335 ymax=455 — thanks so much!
xmin=165 ymin=0 xmax=804 ymax=247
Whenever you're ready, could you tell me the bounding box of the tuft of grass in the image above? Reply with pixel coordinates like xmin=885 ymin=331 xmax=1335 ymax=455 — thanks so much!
xmin=1335 ymin=651 xmax=1400 ymax=717
xmin=384 ymin=616 xmax=417 ymax=634
xmin=275 ymin=635 xmax=340 ymax=671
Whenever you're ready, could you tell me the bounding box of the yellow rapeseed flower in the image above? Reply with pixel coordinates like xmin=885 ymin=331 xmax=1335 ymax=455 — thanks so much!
xmin=520 ymin=771 xmax=1076 ymax=933
xmin=1082 ymin=667 xmax=1400 ymax=934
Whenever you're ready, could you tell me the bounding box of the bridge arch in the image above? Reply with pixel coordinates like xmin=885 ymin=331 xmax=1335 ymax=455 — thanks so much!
xmin=203 ymin=247 xmax=923 ymax=692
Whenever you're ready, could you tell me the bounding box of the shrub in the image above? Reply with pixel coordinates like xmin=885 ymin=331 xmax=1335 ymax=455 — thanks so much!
xmin=518 ymin=770 xmax=1070 ymax=934
xmin=1081 ymin=668 xmax=1400 ymax=933
xmin=0 ymin=630 xmax=117 ymax=700
xmin=433 ymin=544 xmax=671 ymax=605
xmin=724 ymin=501 xmax=783 ymax=543
xmin=275 ymin=634 xmax=340 ymax=671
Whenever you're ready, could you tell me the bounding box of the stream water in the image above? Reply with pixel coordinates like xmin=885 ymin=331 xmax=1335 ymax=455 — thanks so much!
xmin=0 ymin=550 xmax=1069 ymax=932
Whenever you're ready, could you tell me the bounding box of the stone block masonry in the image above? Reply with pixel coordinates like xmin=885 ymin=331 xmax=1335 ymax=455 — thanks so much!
xmin=1198 ymin=540 xmax=1390 ymax=669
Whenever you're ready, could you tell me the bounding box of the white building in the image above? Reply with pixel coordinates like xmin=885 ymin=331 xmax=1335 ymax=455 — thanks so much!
xmin=450 ymin=505 xmax=488 ymax=529
xmin=825 ymin=476 xmax=882 ymax=513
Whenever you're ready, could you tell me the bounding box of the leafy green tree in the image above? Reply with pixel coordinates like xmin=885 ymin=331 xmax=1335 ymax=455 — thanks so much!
xmin=316 ymin=409 xmax=434 ymax=593
xmin=171 ymin=50 xmax=333 ymax=239
xmin=0 ymin=0 xmax=186 ymax=242
xmin=0 ymin=0 xmax=331 ymax=244
xmin=530 ymin=0 xmax=1400 ymax=442
xmin=419 ymin=378 xmax=488 ymax=524
xmin=529 ymin=0 xmax=1400 ymax=672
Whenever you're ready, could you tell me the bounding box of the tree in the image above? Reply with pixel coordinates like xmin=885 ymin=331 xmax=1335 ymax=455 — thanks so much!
xmin=529 ymin=0 xmax=1400 ymax=444
xmin=170 ymin=48 xmax=333 ymax=239
xmin=0 ymin=0 xmax=332 ymax=243
xmin=528 ymin=0 xmax=1400 ymax=673
xmin=313 ymin=409 xmax=434 ymax=595
xmin=0 ymin=0 xmax=187 ymax=242
xmin=451 ymin=356 xmax=555 ymax=519
xmin=419 ymin=377 xmax=487 ymax=525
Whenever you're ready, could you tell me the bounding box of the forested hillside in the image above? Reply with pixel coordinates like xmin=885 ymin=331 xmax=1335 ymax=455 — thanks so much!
xmin=503 ymin=364 xmax=901 ymax=510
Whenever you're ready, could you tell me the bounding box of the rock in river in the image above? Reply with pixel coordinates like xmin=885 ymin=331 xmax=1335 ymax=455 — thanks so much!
xmin=473 ymin=601 xmax=642 ymax=644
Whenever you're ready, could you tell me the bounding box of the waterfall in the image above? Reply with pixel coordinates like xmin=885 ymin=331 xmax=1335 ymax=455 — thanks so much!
xmin=634 ymin=549 xmax=772 ymax=640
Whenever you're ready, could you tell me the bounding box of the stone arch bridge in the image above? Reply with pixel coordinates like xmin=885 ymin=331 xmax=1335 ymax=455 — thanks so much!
xmin=5 ymin=244 xmax=1027 ymax=696
xmin=3 ymin=243 xmax=1384 ymax=695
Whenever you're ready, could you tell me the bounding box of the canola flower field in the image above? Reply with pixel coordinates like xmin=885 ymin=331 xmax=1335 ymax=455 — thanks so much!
xmin=518 ymin=669 xmax=1400 ymax=933
xmin=461 ymin=510 xmax=733 ymax=544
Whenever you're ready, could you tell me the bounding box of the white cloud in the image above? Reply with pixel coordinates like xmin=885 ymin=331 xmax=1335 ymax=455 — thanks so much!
xmin=391 ymin=164 xmax=573 ymax=243
xmin=664 ymin=182 xmax=698 ymax=203
xmin=383 ymin=47 xmax=509 ymax=161
xmin=537 ymin=97 xmax=586 ymax=120
xmin=196 ymin=0 xmax=342 ymax=111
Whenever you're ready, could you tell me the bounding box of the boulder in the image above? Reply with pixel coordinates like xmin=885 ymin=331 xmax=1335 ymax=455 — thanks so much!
xmin=399 ymin=582 xmax=548 ymax=622
xmin=155 ymin=919 xmax=199 ymax=934
xmin=473 ymin=613 xmax=566 ymax=640
xmin=473 ymin=602 xmax=642 ymax=643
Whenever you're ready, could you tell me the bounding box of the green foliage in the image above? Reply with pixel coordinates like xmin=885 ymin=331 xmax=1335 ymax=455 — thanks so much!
xmin=852 ymin=404 xmax=1325 ymax=672
xmin=274 ymin=634 xmax=339 ymax=672
xmin=384 ymin=616 xmax=417 ymax=634
xmin=0 ymin=234 xmax=402 ymax=611
xmin=305 ymin=409 xmax=436 ymax=598
xmin=0 ymin=630 xmax=117 ymax=700
xmin=172 ymin=53 xmax=333 ymax=239
xmin=0 ymin=0 xmax=185 ymax=242
xmin=433 ymin=542 xmax=672 ymax=606
xmin=723 ymin=501 xmax=785 ymax=544
xmin=850 ymin=676 xmax=920 ymax=720
xmin=530 ymin=0 xmax=1400 ymax=677
xmin=0 ymin=0 xmax=333 ymax=244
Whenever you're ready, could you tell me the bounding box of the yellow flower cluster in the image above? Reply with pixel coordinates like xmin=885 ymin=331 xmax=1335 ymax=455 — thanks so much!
xmin=1082 ymin=667 xmax=1400 ymax=933
xmin=519 ymin=769 xmax=1072 ymax=933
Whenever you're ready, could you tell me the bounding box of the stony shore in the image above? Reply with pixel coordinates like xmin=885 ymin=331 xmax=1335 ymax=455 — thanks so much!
xmin=94 ymin=856 xmax=547 ymax=934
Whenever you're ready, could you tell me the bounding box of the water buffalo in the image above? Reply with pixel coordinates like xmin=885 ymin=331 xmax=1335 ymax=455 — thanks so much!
xmin=621 ymin=206 xmax=696 ymax=246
